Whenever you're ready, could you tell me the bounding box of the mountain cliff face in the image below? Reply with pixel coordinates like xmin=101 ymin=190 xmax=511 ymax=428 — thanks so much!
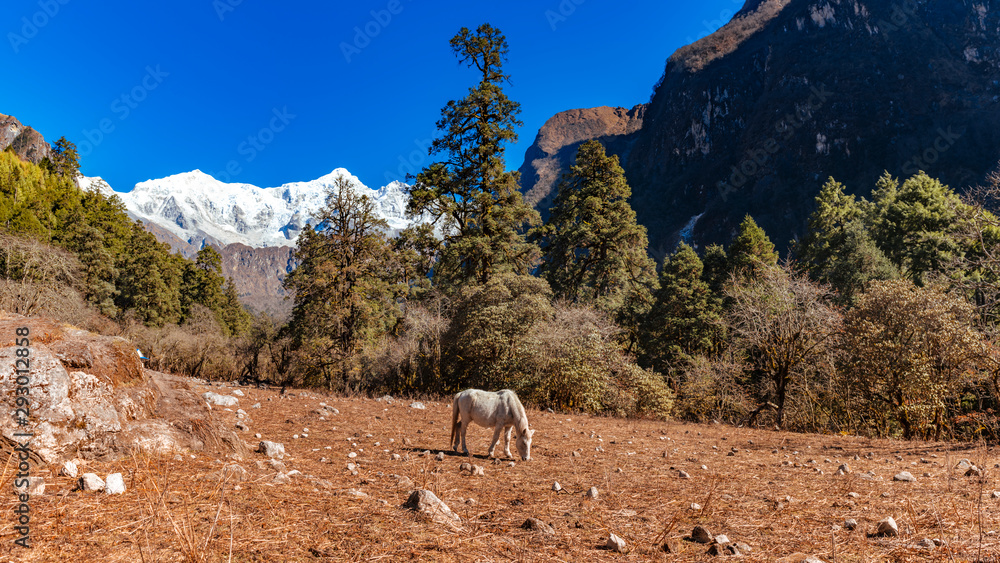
xmin=522 ymin=0 xmax=1000 ymax=257
xmin=0 ymin=113 xmax=50 ymax=164
xmin=519 ymin=105 xmax=645 ymax=216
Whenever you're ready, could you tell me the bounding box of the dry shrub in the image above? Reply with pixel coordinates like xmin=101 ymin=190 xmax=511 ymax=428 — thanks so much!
xmin=363 ymin=296 xmax=450 ymax=396
xmin=519 ymin=303 xmax=674 ymax=418
xmin=674 ymin=355 xmax=753 ymax=424
xmin=129 ymin=305 xmax=237 ymax=381
xmin=668 ymin=0 xmax=793 ymax=73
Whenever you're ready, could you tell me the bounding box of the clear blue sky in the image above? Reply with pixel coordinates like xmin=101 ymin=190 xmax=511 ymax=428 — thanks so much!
xmin=3 ymin=0 xmax=744 ymax=191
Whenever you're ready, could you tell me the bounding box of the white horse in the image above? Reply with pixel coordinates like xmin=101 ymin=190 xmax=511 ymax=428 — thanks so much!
xmin=450 ymin=389 xmax=534 ymax=461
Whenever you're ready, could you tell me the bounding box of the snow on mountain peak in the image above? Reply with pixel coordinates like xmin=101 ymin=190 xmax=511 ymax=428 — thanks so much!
xmin=83 ymin=169 xmax=431 ymax=249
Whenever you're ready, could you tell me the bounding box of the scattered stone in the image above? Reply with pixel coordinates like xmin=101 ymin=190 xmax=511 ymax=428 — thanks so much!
xmin=957 ymin=459 xmax=973 ymax=470
xmin=231 ymin=389 xmax=244 ymax=396
xmin=391 ymin=453 xmax=402 ymax=461
xmin=876 ymin=516 xmax=899 ymax=537
xmin=837 ymin=463 xmax=851 ymax=475
xmin=844 ymin=519 xmax=858 ymax=531
xmin=348 ymin=452 xmax=358 ymax=459
xmin=459 ymin=462 xmax=472 ymax=472
xmin=915 ymin=538 xmax=935 ymax=549
xmin=966 ymin=466 xmax=983 ymax=477
xmin=735 ymin=542 xmax=752 ymax=553
xmin=403 ymin=489 xmax=461 ymax=528
xmin=435 ymin=452 xmax=445 ymax=462
xmin=992 ymin=491 xmax=1000 ymax=499
xmin=893 ymin=471 xmax=916 ymax=482
xmin=572 ymin=451 xmax=581 ymax=457
xmin=222 ymin=464 xmax=248 ymax=482
xmin=847 ymin=492 xmax=860 ymax=498
xmin=272 ymin=472 xmax=291 ymax=485
xmin=679 ymin=470 xmax=691 ymax=479
xmin=472 ymin=465 xmax=485 ymax=476
xmin=552 ymin=481 xmax=562 ymax=492
xmin=79 ymin=473 xmax=105 ymax=492
xmin=690 ymin=503 xmax=702 ymax=510
xmin=267 ymin=459 xmax=287 ymax=472
xmin=15 ymin=476 xmax=44 ymax=496
xmin=235 ymin=421 xmax=249 ymax=432
xmin=714 ymin=534 xmax=730 ymax=545
xmin=708 ymin=543 xmax=741 ymax=556
xmin=393 ymin=475 xmax=414 ymax=488
xmin=606 ymin=533 xmax=626 ymax=553
xmin=345 ymin=489 xmax=368 ymax=498
xmin=522 ymin=517 xmax=555 ymax=535
xmin=585 ymin=486 xmax=599 ymax=499
xmin=257 ymin=441 xmax=285 ymax=459
xmin=252 ymin=403 xmax=261 ymax=409
xmin=690 ymin=525 xmax=714 ymax=544
xmin=59 ymin=461 xmax=78 ymax=478
xmin=105 ymin=473 xmax=126 ymax=495
xmin=203 ymin=392 xmax=238 ymax=407
xmin=409 ymin=402 xmax=426 ymax=410
xmin=777 ymin=555 xmax=826 ymax=563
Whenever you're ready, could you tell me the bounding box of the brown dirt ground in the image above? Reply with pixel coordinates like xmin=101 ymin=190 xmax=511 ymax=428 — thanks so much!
xmin=1 ymin=375 xmax=1000 ymax=562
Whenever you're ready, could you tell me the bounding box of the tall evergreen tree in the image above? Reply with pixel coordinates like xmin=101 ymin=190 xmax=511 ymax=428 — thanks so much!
xmin=408 ymin=24 xmax=539 ymax=287
xmin=728 ymin=215 xmax=778 ymax=279
xmin=640 ymin=242 xmax=722 ymax=372
xmin=284 ymin=176 xmax=399 ymax=389
xmin=536 ymin=140 xmax=657 ymax=333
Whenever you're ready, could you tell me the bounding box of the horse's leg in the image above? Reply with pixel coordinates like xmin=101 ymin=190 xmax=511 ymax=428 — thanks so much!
xmin=460 ymin=417 xmax=470 ymax=455
xmin=487 ymin=424 xmax=503 ymax=458
xmin=503 ymin=425 xmax=514 ymax=458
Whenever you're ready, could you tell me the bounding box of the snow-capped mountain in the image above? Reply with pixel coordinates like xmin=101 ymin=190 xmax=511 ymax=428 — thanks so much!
xmin=80 ymin=168 xmax=431 ymax=249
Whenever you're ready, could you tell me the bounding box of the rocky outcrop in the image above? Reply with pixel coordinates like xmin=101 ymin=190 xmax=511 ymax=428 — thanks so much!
xmin=0 ymin=113 xmax=50 ymax=164
xmin=218 ymin=243 xmax=296 ymax=318
xmin=0 ymin=313 xmax=244 ymax=464
xmin=519 ymin=105 xmax=645 ymax=217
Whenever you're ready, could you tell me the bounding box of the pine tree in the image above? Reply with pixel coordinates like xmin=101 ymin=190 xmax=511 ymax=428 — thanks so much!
xmin=537 ymin=140 xmax=657 ymax=310
xmin=284 ymin=176 xmax=398 ymax=389
xmin=46 ymin=137 xmax=80 ymax=178
xmin=640 ymin=242 xmax=722 ymax=372
xmin=870 ymin=172 xmax=968 ymax=285
xmin=408 ymin=24 xmax=539 ymax=287
xmin=728 ymin=215 xmax=778 ymax=279
xmin=701 ymin=243 xmax=729 ymax=295
xmin=793 ymin=178 xmax=860 ymax=278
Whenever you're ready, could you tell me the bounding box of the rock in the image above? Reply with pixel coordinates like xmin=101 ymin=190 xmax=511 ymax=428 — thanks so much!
xmin=409 ymin=402 xmax=426 ymax=410
xmin=59 ymin=461 xmax=78 ymax=478
xmin=390 ymin=453 xmax=402 ymax=461
xmin=459 ymin=462 xmax=472 ymax=472
xmin=691 ymin=525 xmax=714 ymax=544
xmin=606 ymin=533 xmax=626 ymax=553
xmin=893 ymin=471 xmax=916 ymax=482
xmin=876 ymin=516 xmax=899 ymax=537
xmin=403 ymin=489 xmax=461 ymax=528
xmin=847 ymin=492 xmax=860 ymax=498
xmin=678 ymin=470 xmax=691 ymax=479
xmin=690 ymin=503 xmax=702 ymax=510
xmin=203 ymin=392 xmax=239 ymax=407
xmin=522 ymin=517 xmax=555 ymax=535
xmin=252 ymin=403 xmax=261 ymax=409
xmin=272 ymin=472 xmax=291 ymax=485
xmin=777 ymin=555 xmax=826 ymax=563
xmin=257 ymin=441 xmax=285 ymax=459
xmin=79 ymin=473 xmax=105 ymax=492
xmin=708 ymin=543 xmax=741 ymax=556
xmin=585 ymin=486 xmax=599 ymax=499
xmin=992 ymin=491 xmax=1000 ymax=499
xmin=222 ymin=464 xmax=248 ymax=482
xmin=957 ymin=459 xmax=973 ymax=470
xmin=345 ymin=489 xmax=367 ymax=498
xmin=393 ymin=475 xmax=414 ymax=488
xmin=15 ymin=476 xmax=45 ymax=496
xmin=435 ymin=452 xmax=445 ymax=462
xmin=552 ymin=481 xmax=562 ymax=492
xmin=235 ymin=421 xmax=249 ymax=432
xmin=837 ymin=463 xmax=851 ymax=474
xmin=966 ymin=466 xmax=983 ymax=477
xmin=105 ymin=473 xmax=126 ymax=495
xmin=844 ymin=518 xmax=858 ymax=530
xmin=472 ymin=465 xmax=485 ymax=476
xmin=915 ymin=538 xmax=935 ymax=549
xmin=231 ymin=389 xmax=244 ymax=397
xmin=735 ymin=542 xmax=752 ymax=553
xmin=714 ymin=534 xmax=730 ymax=545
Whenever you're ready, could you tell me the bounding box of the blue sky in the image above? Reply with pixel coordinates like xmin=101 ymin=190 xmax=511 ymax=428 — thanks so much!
xmin=4 ymin=0 xmax=745 ymax=191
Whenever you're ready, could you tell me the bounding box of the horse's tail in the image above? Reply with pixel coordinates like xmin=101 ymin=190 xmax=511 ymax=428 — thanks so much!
xmin=449 ymin=394 xmax=460 ymax=448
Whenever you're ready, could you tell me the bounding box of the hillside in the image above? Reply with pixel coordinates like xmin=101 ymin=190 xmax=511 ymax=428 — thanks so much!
xmin=5 ymin=377 xmax=998 ymax=561
xmin=520 ymin=0 xmax=1000 ymax=255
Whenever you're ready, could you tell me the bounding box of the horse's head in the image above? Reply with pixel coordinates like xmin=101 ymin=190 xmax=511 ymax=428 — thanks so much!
xmin=516 ymin=428 xmax=535 ymax=461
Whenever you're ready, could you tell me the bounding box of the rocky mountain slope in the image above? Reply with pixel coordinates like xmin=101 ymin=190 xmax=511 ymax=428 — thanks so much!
xmin=519 ymin=105 xmax=645 ymax=217
xmin=520 ymin=0 xmax=1000 ymax=256
xmin=0 ymin=113 xmax=50 ymax=164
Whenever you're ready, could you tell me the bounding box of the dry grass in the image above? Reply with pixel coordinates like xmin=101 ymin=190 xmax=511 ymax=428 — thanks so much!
xmin=1 ymin=380 xmax=999 ymax=562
